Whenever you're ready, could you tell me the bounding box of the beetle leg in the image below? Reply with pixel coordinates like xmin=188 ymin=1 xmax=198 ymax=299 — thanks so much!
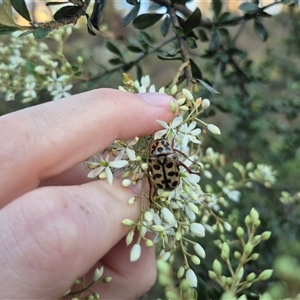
xmin=174 ymin=148 xmax=202 ymax=171
xmin=178 ymin=160 xmax=201 ymax=175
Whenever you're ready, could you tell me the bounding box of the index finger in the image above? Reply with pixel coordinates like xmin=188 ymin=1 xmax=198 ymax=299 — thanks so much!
xmin=0 ymin=88 xmax=175 ymax=205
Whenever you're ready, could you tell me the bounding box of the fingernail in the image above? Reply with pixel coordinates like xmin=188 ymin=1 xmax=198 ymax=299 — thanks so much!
xmin=137 ymin=93 xmax=174 ymax=107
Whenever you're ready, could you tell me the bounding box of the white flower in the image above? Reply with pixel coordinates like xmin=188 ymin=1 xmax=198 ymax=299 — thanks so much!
xmin=178 ymin=121 xmax=201 ymax=147
xmin=23 ymin=82 xmax=37 ymax=101
xmin=112 ymin=138 xmax=138 ymax=161
xmin=87 ymin=154 xmax=128 ymax=185
xmin=249 ymin=164 xmax=276 ymax=187
xmin=154 ymin=116 xmax=183 ymax=140
xmin=223 ymin=188 xmax=241 ymax=202
xmin=51 ymin=84 xmax=73 ymax=100
xmin=47 ymin=70 xmax=70 ymax=92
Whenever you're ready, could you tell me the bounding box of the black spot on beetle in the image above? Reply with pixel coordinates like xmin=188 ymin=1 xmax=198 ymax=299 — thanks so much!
xmin=166 ymin=162 xmax=174 ymax=169
xmin=153 ymin=164 xmax=160 ymax=170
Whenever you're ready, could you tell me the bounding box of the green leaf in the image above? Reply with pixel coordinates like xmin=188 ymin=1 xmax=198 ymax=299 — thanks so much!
xmin=0 ymin=0 xmax=20 ymax=27
xmin=212 ymin=0 xmax=222 ymax=17
xmin=10 ymin=0 xmax=31 ymax=21
xmin=253 ymin=19 xmax=268 ymax=41
xmin=127 ymin=45 xmax=143 ymax=53
xmin=90 ymin=0 xmax=107 ymax=30
xmin=106 ymin=41 xmax=124 ymax=59
xmin=122 ymin=2 xmax=140 ymax=26
xmin=183 ymin=7 xmax=201 ymax=33
xmin=138 ymin=31 xmax=153 ymax=45
xmin=190 ymin=59 xmax=202 ymax=80
xmin=198 ymin=29 xmax=208 ymax=42
xmin=187 ymin=37 xmax=197 ymax=49
xmin=172 ymin=26 xmax=184 ymax=37
xmin=196 ymin=79 xmax=220 ymax=94
xmin=132 ymin=13 xmax=163 ymax=30
xmin=53 ymin=6 xmax=81 ymax=21
xmin=125 ymin=0 xmax=139 ymax=5
xmin=209 ymin=31 xmax=221 ymax=52
xmin=109 ymin=58 xmax=123 ymax=65
xmin=160 ymin=15 xmax=171 ymax=37
xmin=157 ymin=55 xmax=183 ymax=61
xmin=239 ymin=2 xmax=260 ymax=13
xmin=33 ymin=28 xmax=50 ymax=39
xmin=0 ymin=27 xmax=18 ymax=35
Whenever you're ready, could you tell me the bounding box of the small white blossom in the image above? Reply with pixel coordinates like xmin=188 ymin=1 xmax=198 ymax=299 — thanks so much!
xmin=87 ymin=154 xmax=128 ymax=185
xmin=154 ymin=116 xmax=183 ymax=140
xmin=178 ymin=121 xmax=201 ymax=147
xmin=51 ymin=84 xmax=72 ymax=100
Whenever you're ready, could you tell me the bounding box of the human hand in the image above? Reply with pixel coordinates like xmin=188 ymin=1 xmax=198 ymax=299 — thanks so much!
xmin=0 ymin=89 xmax=175 ymax=299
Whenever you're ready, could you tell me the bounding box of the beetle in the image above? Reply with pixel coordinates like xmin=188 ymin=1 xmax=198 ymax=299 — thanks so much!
xmin=147 ymin=137 xmax=200 ymax=200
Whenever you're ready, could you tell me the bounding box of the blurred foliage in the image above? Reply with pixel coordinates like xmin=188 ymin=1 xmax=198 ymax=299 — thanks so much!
xmin=1 ymin=0 xmax=300 ymax=299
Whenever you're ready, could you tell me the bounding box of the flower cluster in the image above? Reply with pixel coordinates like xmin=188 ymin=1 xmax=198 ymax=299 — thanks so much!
xmin=86 ymin=74 xmax=275 ymax=296
xmin=86 ymin=74 xmax=223 ymax=290
xmin=0 ymin=26 xmax=82 ymax=103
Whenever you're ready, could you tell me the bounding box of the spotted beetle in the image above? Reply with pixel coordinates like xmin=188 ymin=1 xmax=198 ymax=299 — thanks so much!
xmin=147 ymin=137 xmax=201 ymax=200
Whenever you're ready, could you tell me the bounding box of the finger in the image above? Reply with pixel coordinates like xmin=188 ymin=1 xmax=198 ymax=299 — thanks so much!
xmin=0 ymin=89 xmax=175 ymax=206
xmin=0 ymin=178 xmax=150 ymax=299
xmin=69 ymin=237 xmax=156 ymax=299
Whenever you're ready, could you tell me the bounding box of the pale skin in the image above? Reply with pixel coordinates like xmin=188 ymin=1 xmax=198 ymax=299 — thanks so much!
xmin=0 ymin=89 xmax=175 ymax=299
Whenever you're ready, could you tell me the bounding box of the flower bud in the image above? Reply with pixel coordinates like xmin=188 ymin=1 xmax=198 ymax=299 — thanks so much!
xmin=169 ymin=101 xmax=176 ymax=113
xmin=201 ymin=98 xmax=210 ymax=109
xmin=208 ymin=270 xmax=217 ymax=280
xmin=170 ymin=85 xmax=177 ymax=95
xmin=93 ymin=267 xmax=104 ymax=282
xmin=244 ymin=242 xmax=254 ymax=256
xmin=161 ymin=207 xmax=176 ymax=226
xmin=182 ymin=88 xmax=194 ymax=101
xmin=194 ymin=243 xmax=206 ymax=258
xmin=177 ymin=97 xmax=186 ymax=105
xmin=221 ymin=242 xmax=230 ymax=261
xmin=126 ymin=230 xmax=134 ymax=245
xmin=257 ymin=269 xmax=273 ymax=281
xmin=236 ymin=226 xmax=244 ymax=239
xmin=212 ymin=259 xmax=222 ymax=276
xmin=122 ymin=179 xmax=132 ymax=187
xmin=246 ymin=272 xmax=256 ymax=282
xmin=261 ymin=231 xmax=272 ymax=240
xmin=186 ymin=269 xmax=197 ymax=287
xmin=177 ymin=266 xmax=185 ymax=278
xmin=144 ymin=211 xmax=153 ymax=222
xmin=122 ymin=219 xmax=135 ymax=226
xmin=130 ymin=244 xmax=141 ymax=262
xmin=145 ymin=239 xmax=154 ymax=247
xmin=207 ymin=124 xmax=221 ymax=135
xmin=103 ymin=276 xmax=112 ymax=283
xmin=191 ymin=255 xmax=201 ymax=265
xmin=190 ymin=223 xmax=205 ymax=237
xmin=250 ymin=207 xmax=259 ymax=223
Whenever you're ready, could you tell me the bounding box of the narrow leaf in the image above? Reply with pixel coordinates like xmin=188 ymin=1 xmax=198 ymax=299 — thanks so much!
xmin=239 ymin=2 xmax=260 ymax=13
xmin=106 ymin=41 xmax=123 ymax=59
xmin=160 ymin=15 xmax=171 ymax=37
xmin=138 ymin=31 xmax=153 ymax=45
xmin=127 ymin=45 xmax=143 ymax=53
xmin=190 ymin=59 xmax=202 ymax=80
xmin=196 ymin=79 xmax=220 ymax=94
xmin=253 ymin=19 xmax=268 ymax=41
xmin=212 ymin=0 xmax=222 ymax=17
xmin=122 ymin=2 xmax=140 ymax=26
xmin=53 ymin=6 xmax=81 ymax=21
xmin=11 ymin=0 xmax=31 ymax=21
xmin=183 ymin=7 xmax=201 ymax=33
xmin=132 ymin=13 xmax=163 ymax=30
xmin=90 ymin=0 xmax=107 ymax=30
xmin=187 ymin=37 xmax=197 ymax=49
